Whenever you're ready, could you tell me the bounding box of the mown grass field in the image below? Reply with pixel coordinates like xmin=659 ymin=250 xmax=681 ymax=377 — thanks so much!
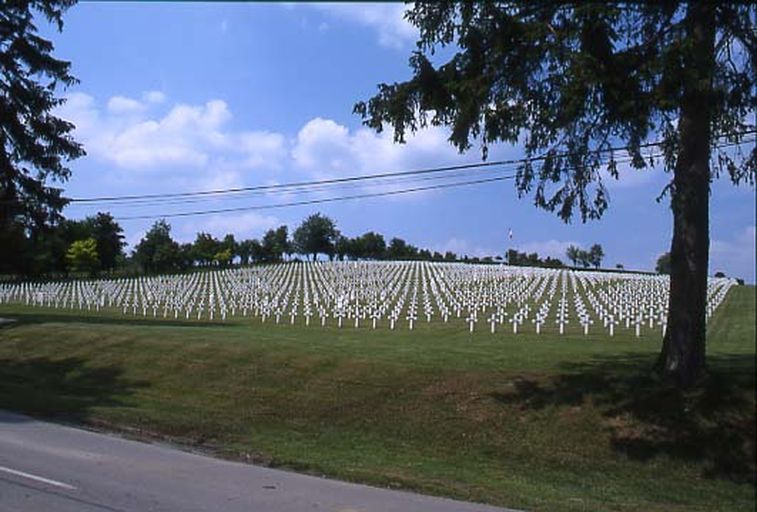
xmin=0 ymin=286 xmax=754 ymax=511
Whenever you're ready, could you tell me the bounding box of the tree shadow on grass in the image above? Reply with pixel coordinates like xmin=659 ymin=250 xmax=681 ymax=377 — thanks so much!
xmin=490 ymin=353 xmax=756 ymax=485
xmin=0 ymin=310 xmax=235 ymax=329
xmin=0 ymin=357 xmax=148 ymax=424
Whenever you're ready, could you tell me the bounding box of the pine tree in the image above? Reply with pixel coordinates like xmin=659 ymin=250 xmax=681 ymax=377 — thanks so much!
xmin=1 ymin=1 xmax=84 ymax=272
xmin=356 ymin=2 xmax=755 ymax=388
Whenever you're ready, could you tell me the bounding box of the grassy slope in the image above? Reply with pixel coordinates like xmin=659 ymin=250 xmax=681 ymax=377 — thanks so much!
xmin=0 ymin=286 xmax=754 ymax=511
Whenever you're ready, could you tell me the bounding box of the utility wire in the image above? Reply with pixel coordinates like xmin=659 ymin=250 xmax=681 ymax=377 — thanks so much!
xmin=69 ymin=130 xmax=755 ymax=204
xmin=70 ymin=140 xmax=752 ymax=216
xmin=115 ymin=174 xmax=516 ymax=220
xmin=73 ymin=165 xmax=520 ymax=209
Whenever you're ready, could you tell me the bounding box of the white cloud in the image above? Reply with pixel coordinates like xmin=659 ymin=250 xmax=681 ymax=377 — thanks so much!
xmin=58 ymin=93 xmax=287 ymax=175
xmin=292 ymin=117 xmax=464 ymax=181
xmin=711 ymin=225 xmax=756 ymax=283
xmin=142 ymin=90 xmax=166 ymax=104
xmin=432 ymin=237 xmax=498 ymax=258
xmin=308 ymin=3 xmax=417 ymax=49
xmin=107 ymin=95 xmax=145 ymax=114
xmin=513 ymin=239 xmax=578 ymax=261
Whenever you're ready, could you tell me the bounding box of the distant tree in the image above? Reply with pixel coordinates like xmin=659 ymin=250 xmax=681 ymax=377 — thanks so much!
xmin=65 ymin=238 xmax=99 ymax=275
xmin=355 ymin=2 xmax=756 ymax=387
xmin=88 ymin=212 xmax=126 ymax=270
xmin=192 ymin=232 xmax=219 ymax=266
xmin=714 ymin=271 xmax=726 ymax=278
xmin=248 ymin=239 xmax=265 ymax=263
xmin=386 ymin=237 xmax=409 ymax=260
xmin=542 ymin=257 xmax=565 ymax=269
xmin=0 ymin=0 xmax=85 ymax=275
xmin=333 ymin=233 xmax=350 ymax=261
xmin=358 ymin=231 xmax=386 ymax=260
xmin=59 ymin=218 xmax=92 ymax=246
xmin=444 ymin=251 xmax=457 ymax=261
xmin=343 ymin=236 xmax=362 ymax=260
xmin=616 ymin=263 xmax=624 ymax=270
xmin=588 ymin=244 xmax=605 ymax=269
xmin=237 ymin=239 xmax=255 ymax=265
xmin=32 ymin=213 xmax=124 ymax=273
xmin=221 ymin=234 xmax=238 ymax=263
xmin=133 ymin=220 xmax=181 ymax=274
xmin=566 ymin=246 xmax=581 ymax=268
xmin=575 ymin=249 xmax=592 ymax=268
xmin=178 ymin=243 xmax=194 ymax=270
xmin=293 ymin=213 xmax=337 ymax=261
xmin=213 ymin=248 xmax=233 ymax=267
xmin=656 ymin=252 xmax=672 ymax=275
xmin=262 ymin=225 xmax=290 ymax=262
xmin=506 ymin=249 xmax=519 ymax=265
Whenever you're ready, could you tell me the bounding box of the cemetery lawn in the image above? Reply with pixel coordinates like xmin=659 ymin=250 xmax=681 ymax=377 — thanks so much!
xmin=0 ymin=286 xmax=754 ymax=512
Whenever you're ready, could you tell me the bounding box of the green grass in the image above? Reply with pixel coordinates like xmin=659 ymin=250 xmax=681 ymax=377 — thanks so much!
xmin=0 ymin=286 xmax=754 ymax=511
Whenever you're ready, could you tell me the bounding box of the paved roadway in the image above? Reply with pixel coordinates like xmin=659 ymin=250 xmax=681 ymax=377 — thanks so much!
xmin=0 ymin=410 xmax=514 ymax=512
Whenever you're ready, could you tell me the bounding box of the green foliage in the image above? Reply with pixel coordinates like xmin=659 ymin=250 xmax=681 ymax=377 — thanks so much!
xmin=588 ymin=244 xmax=605 ymax=269
xmin=293 ymin=213 xmax=337 ymax=260
xmin=237 ymin=239 xmax=257 ymax=265
xmin=213 ymin=249 xmax=233 ymax=267
xmin=132 ymin=220 xmax=181 ymax=274
xmin=0 ymin=0 xmax=84 ymax=274
xmin=507 ymin=249 xmax=564 ymax=268
xmin=386 ymin=237 xmax=419 ymax=260
xmin=262 ymin=225 xmax=290 ymax=262
xmin=65 ymin=238 xmax=99 ymax=274
xmin=566 ymin=245 xmax=581 ymax=267
xmin=81 ymin=212 xmax=126 ymax=270
xmin=345 ymin=231 xmax=387 ymax=260
xmin=333 ymin=234 xmax=350 ymax=261
xmin=357 ymin=231 xmax=387 ymax=260
xmin=656 ymin=252 xmax=672 ymax=274
xmin=565 ymin=244 xmax=604 ymax=269
xmin=221 ymin=234 xmax=237 ymax=259
xmin=192 ymin=232 xmax=220 ymax=266
xmin=355 ymin=3 xmax=755 ymax=222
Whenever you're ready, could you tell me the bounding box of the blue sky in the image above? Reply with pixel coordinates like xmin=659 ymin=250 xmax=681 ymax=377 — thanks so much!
xmin=40 ymin=2 xmax=755 ymax=281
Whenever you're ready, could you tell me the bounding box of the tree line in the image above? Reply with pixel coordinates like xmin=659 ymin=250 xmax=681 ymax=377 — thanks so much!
xmin=4 ymin=211 xmax=618 ymax=277
xmin=128 ymin=212 xmax=526 ymax=274
xmin=565 ymin=244 xmax=605 ymax=269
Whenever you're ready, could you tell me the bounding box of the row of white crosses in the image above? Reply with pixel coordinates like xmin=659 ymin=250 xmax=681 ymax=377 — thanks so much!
xmin=0 ymin=262 xmax=737 ymax=338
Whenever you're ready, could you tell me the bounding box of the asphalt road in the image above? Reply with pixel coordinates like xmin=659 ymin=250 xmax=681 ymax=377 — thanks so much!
xmin=0 ymin=410 xmax=514 ymax=512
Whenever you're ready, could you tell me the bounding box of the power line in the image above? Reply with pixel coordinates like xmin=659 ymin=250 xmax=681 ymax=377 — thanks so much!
xmin=69 ymin=139 xmax=753 ymax=218
xmin=75 ymin=150 xmax=648 ymax=212
xmin=70 ymin=164 xmax=512 ymax=209
xmin=69 ymin=130 xmax=755 ymax=205
xmin=115 ymin=174 xmax=516 ymax=220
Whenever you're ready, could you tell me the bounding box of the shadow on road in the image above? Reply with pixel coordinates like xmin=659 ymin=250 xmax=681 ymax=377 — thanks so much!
xmin=0 ymin=356 xmax=147 ymax=424
xmin=490 ymin=352 xmax=756 ymax=485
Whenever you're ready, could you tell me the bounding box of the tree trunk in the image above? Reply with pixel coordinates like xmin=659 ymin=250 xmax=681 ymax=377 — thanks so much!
xmin=657 ymin=3 xmax=716 ymax=388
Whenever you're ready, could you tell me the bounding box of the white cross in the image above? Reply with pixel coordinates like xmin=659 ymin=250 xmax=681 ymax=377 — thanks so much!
xmin=467 ymin=312 xmax=477 ymax=333
xmin=406 ymin=311 xmax=417 ymax=330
